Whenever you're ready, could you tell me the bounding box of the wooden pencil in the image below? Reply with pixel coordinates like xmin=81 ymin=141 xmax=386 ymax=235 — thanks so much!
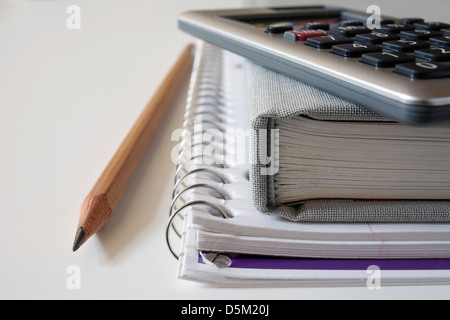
xmin=73 ymin=44 xmax=195 ymax=251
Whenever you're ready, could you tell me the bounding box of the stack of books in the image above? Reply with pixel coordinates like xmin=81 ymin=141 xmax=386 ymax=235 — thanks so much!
xmin=166 ymin=41 xmax=450 ymax=287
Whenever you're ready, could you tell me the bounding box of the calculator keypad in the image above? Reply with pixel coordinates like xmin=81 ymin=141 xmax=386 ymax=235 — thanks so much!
xmin=266 ymin=17 xmax=450 ymax=79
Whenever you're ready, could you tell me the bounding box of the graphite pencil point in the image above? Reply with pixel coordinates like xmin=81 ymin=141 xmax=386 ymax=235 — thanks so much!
xmin=72 ymin=227 xmax=85 ymax=252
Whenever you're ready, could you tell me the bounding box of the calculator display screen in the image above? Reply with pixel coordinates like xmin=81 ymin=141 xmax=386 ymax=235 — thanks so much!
xmin=245 ymin=18 xmax=340 ymax=29
xmin=221 ymin=9 xmax=343 ymax=29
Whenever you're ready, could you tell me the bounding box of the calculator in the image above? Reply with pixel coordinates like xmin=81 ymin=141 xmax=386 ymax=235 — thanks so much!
xmin=178 ymin=6 xmax=450 ymax=125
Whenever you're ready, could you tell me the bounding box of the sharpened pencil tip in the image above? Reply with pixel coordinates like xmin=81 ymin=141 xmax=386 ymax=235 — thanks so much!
xmin=72 ymin=227 xmax=85 ymax=252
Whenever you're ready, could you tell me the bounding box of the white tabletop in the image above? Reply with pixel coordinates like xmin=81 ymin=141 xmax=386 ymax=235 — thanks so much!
xmin=1 ymin=0 xmax=450 ymax=300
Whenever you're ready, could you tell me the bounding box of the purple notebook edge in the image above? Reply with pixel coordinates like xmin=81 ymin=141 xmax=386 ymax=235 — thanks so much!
xmin=198 ymin=253 xmax=450 ymax=271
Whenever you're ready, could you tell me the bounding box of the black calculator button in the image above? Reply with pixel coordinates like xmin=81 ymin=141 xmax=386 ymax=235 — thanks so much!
xmin=376 ymin=24 xmax=414 ymax=34
xmin=361 ymin=52 xmax=415 ymax=68
xmin=266 ymin=24 xmax=293 ymax=34
xmin=339 ymin=20 xmax=364 ymax=27
xmin=304 ymin=22 xmax=330 ymax=30
xmin=355 ymin=32 xmax=400 ymax=44
xmin=395 ymin=62 xmax=450 ymax=79
xmin=400 ymin=30 xmax=442 ymax=41
xmin=415 ymin=22 xmax=450 ymax=31
xmin=429 ymin=36 xmax=450 ymax=48
xmin=401 ymin=18 xmax=425 ymax=25
xmin=383 ymin=40 xmax=429 ymax=53
xmin=415 ymin=47 xmax=450 ymax=62
xmin=442 ymin=29 xmax=450 ymax=36
xmin=380 ymin=19 xmax=396 ymax=25
xmin=331 ymin=43 xmax=381 ymax=58
xmin=330 ymin=26 xmax=371 ymax=37
xmin=305 ymin=35 xmax=353 ymax=49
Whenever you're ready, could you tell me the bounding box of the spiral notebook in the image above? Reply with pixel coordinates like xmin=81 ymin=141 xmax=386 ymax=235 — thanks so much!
xmin=167 ymin=41 xmax=450 ymax=287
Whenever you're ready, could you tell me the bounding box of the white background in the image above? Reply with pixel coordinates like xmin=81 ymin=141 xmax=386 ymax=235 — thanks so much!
xmin=1 ymin=0 xmax=450 ymax=299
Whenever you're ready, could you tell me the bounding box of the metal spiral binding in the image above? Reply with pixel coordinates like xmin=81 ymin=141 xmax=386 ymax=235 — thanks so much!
xmin=166 ymin=42 xmax=233 ymax=260
xmin=166 ymin=200 xmax=229 ymax=259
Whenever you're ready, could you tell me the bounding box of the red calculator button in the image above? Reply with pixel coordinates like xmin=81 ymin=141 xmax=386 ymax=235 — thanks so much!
xmin=284 ymin=30 xmax=327 ymax=41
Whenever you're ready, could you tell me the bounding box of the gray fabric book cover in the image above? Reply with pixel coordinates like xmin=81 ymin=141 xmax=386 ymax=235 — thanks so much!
xmin=248 ymin=62 xmax=450 ymax=223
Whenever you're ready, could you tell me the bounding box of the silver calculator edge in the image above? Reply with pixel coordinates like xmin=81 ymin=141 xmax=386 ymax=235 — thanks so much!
xmin=178 ymin=7 xmax=450 ymax=125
